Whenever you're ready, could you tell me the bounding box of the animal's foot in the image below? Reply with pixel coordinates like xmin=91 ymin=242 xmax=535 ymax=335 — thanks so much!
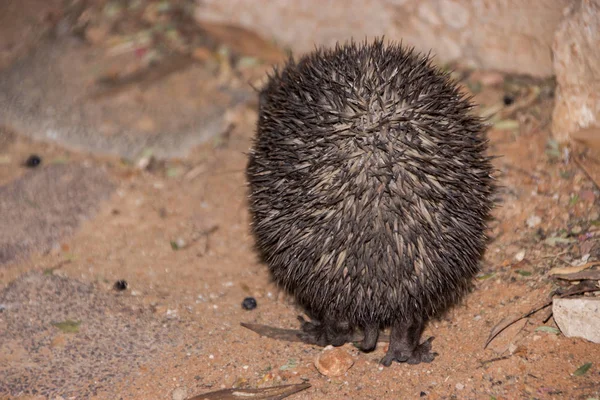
xmin=380 ymin=337 xmax=438 ymax=366
xmin=297 ymin=316 xmax=352 ymax=347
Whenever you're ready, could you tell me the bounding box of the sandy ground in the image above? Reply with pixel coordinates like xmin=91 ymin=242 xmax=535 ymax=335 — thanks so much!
xmin=1 ymin=1 xmax=599 ymax=399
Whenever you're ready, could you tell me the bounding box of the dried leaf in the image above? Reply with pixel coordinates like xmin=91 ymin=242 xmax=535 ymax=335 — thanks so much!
xmin=571 ymin=127 xmax=600 ymax=151
xmin=549 ymin=261 xmax=600 ymax=276
xmin=187 ymin=383 xmax=311 ymax=400
xmin=552 ymin=270 xmax=600 ymax=281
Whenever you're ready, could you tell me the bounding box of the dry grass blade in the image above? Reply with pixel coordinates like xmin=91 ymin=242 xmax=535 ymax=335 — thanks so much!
xmin=484 ymin=299 xmax=551 ymax=349
xmin=484 ymin=281 xmax=600 ymax=348
xmin=186 ymin=383 xmax=311 ymax=400
xmin=240 ymin=322 xmax=306 ymax=343
xmin=573 ymin=155 xmax=600 ymax=191
xmin=240 ymin=322 xmax=390 ymax=344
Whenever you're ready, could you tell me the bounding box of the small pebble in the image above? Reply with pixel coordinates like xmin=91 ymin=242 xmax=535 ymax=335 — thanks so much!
xmin=455 ymin=383 xmax=465 ymax=390
xmin=171 ymin=387 xmax=187 ymax=400
xmin=514 ymin=250 xmax=526 ymax=262
xmin=526 ymin=215 xmax=541 ymax=228
xmin=25 ymin=154 xmax=42 ymax=168
xmin=114 ymin=280 xmax=128 ymax=291
xmin=242 ymin=297 xmax=257 ymax=310
xmin=314 ymin=345 xmax=354 ymax=377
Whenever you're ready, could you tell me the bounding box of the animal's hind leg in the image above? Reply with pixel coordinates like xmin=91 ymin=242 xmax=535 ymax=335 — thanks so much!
xmin=298 ymin=316 xmax=354 ymax=347
xmin=380 ymin=315 xmax=437 ymax=366
xmin=358 ymin=324 xmax=379 ymax=352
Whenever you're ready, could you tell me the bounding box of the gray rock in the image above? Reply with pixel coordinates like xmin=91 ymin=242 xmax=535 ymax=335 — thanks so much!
xmin=553 ymin=297 xmax=600 ymax=344
xmin=0 ymin=37 xmax=252 ymax=160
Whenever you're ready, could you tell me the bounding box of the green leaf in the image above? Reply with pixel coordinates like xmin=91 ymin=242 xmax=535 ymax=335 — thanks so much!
xmin=477 ymin=273 xmax=497 ymax=280
xmin=515 ymin=270 xmax=532 ymax=276
xmin=535 ymin=326 xmax=560 ymax=334
xmin=573 ymin=362 xmax=592 ymax=376
xmin=543 ymin=236 xmax=576 ymax=246
xmin=493 ymin=119 xmax=520 ymax=131
xmin=279 ymin=358 xmax=298 ymax=371
xmin=52 ymin=319 xmax=81 ymax=333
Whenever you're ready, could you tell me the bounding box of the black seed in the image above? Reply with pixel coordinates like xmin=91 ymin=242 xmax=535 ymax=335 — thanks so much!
xmin=114 ymin=280 xmax=128 ymax=291
xmin=242 ymin=297 xmax=257 ymax=310
xmin=502 ymin=94 xmax=515 ymax=106
xmin=25 ymin=154 xmax=42 ymax=168
xmin=420 ymin=392 xmax=427 ymax=397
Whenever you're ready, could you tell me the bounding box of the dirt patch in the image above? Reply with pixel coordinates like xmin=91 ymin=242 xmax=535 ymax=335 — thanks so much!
xmin=0 ymin=162 xmax=115 ymax=266
xmin=0 ymin=272 xmax=182 ymax=398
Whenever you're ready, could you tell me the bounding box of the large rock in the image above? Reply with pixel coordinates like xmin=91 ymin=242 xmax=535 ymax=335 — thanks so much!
xmin=553 ymin=297 xmax=600 ymax=343
xmin=195 ymin=0 xmax=572 ymax=77
xmin=551 ymin=0 xmax=600 ymax=142
xmin=0 ymin=37 xmax=252 ymax=160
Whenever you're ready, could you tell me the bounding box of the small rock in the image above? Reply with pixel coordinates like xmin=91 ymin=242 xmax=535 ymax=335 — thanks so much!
xmin=455 ymin=383 xmax=465 ymax=390
xmin=571 ymin=225 xmax=582 ymax=234
xmin=589 ymin=210 xmax=599 ymax=221
xmin=171 ymin=387 xmax=187 ymax=400
xmin=526 ymin=215 xmax=541 ymax=228
xmin=553 ymin=298 xmax=600 ymax=343
xmin=514 ymin=250 xmax=526 ymax=262
xmin=314 ymin=346 xmax=354 ymax=377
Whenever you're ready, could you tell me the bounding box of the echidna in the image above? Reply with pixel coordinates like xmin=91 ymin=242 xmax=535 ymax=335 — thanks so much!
xmin=246 ymin=39 xmax=495 ymax=365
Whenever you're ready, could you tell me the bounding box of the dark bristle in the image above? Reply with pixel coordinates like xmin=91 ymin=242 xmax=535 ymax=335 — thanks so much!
xmin=246 ymin=38 xmax=497 ymax=363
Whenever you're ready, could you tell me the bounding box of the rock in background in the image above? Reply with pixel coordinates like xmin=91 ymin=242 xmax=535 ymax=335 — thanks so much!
xmin=195 ymin=0 xmax=570 ymax=77
xmin=552 ymin=0 xmax=600 ymax=142
xmin=194 ymin=0 xmax=599 ymax=143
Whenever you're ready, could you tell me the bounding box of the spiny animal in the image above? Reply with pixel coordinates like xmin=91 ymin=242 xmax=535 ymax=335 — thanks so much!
xmin=246 ymin=38 xmax=495 ymax=365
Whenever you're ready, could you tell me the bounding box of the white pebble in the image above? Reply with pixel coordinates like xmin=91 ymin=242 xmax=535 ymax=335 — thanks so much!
xmin=514 ymin=250 xmax=526 ymax=262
